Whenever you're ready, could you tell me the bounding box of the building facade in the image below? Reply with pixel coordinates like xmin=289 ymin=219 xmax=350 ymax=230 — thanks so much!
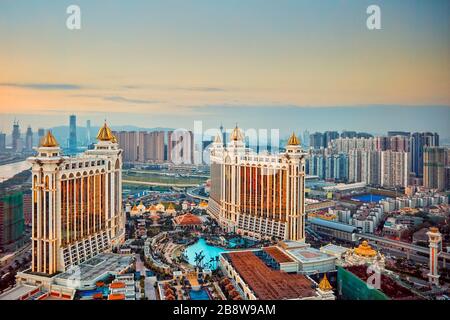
xmin=0 ymin=192 xmax=25 ymax=252
xmin=28 ymin=124 xmax=125 ymax=275
xmin=208 ymin=128 xmax=307 ymax=241
xmin=423 ymin=147 xmax=447 ymax=191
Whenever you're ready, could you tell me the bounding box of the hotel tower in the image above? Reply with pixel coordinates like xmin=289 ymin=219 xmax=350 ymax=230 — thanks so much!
xmin=208 ymin=126 xmax=307 ymax=241
xmin=28 ymin=123 xmax=124 ymax=275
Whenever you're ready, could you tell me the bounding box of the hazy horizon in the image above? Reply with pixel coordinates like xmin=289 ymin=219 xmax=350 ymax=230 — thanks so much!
xmin=1 ymin=0 xmax=449 ymax=138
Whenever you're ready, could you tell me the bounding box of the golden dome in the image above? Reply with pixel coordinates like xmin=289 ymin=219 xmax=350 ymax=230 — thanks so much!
xmin=318 ymin=274 xmax=333 ymax=291
xmin=97 ymin=122 xmax=114 ymax=141
xmin=287 ymin=132 xmax=300 ymax=146
xmin=354 ymin=240 xmax=377 ymax=257
xmin=230 ymin=125 xmax=244 ymax=141
xmin=111 ymin=135 xmax=118 ymax=143
xmin=40 ymin=130 xmax=59 ymax=147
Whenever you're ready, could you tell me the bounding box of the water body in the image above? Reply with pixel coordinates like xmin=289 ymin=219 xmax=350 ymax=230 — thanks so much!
xmin=351 ymin=194 xmax=390 ymax=203
xmin=189 ymin=288 xmax=210 ymax=300
xmin=184 ymin=238 xmax=225 ymax=270
xmin=0 ymin=160 xmax=31 ymax=183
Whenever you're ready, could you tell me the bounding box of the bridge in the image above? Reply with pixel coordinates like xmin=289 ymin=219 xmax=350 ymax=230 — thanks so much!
xmin=186 ymin=187 xmax=209 ymax=201
xmin=359 ymin=233 xmax=449 ymax=265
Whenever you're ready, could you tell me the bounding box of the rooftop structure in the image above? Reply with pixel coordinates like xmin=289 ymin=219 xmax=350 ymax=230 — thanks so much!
xmin=221 ymin=250 xmax=326 ymax=300
xmin=173 ymin=213 xmax=202 ymax=226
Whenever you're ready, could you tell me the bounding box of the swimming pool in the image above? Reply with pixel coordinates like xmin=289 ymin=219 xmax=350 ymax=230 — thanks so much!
xmin=227 ymin=237 xmax=256 ymax=248
xmin=184 ymin=238 xmax=225 ymax=270
xmin=351 ymin=194 xmax=390 ymax=203
xmin=78 ymin=286 xmax=109 ymax=298
xmin=189 ymin=288 xmax=210 ymax=300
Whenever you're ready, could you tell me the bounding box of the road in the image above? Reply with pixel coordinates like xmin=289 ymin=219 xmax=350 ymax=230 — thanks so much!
xmin=360 ymin=233 xmax=448 ymax=267
xmin=123 ymin=179 xmax=201 ymax=187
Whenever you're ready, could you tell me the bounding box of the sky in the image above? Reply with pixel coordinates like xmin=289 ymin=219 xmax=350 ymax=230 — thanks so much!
xmin=0 ymin=0 xmax=449 ymax=137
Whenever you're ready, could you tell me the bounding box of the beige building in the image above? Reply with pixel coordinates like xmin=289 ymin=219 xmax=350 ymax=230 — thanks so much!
xmin=28 ymin=124 xmax=125 ymax=275
xmin=208 ymin=127 xmax=307 ymax=241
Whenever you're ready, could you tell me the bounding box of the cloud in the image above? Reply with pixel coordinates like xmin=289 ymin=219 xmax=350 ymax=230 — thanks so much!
xmin=103 ymin=95 xmax=160 ymax=104
xmin=0 ymin=82 xmax=83 ymax=90
xmin=181 ymin=86 xmax=226 ymax=92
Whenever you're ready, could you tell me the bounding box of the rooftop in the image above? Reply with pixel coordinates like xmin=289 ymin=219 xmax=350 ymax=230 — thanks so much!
xmin=223 ymin=251 xmax=316 ymax=300
xmin=54 ymin=253 xmax=133 ymax=284
xmin=309 ymin=218 xmax=358 ymax=233
xmin=174 ymin=213 xmax=202 ymax=225
xmin=263 ymin=246 xmax=294 ymax=263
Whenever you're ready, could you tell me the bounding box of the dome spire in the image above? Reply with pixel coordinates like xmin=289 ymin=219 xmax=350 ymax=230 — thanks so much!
xmin=40 ymin=130 xmax=59 ymax=147
xmin=318 ymin=274 xmax=333 ymax=291
xmin=230 ymin=124 xmax=244 ymax=141
xmin=287 ymin=132 xmax=300 ymax=146
xmin=97 ymin=121 xmax=114 ymax=141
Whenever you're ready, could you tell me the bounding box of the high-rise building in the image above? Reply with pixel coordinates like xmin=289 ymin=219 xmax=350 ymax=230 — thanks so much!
xmin=114 ymin=130 xmax=169 ymax=163
xmin=12 ymin=120 xmax=21 ymax=152
xmin=410 ymin=132 xmax=439 ymax=178
xmin=0 ymin=132 xmax=6 ymax=152
xmin=28 ymin=123 xmax=124 ymax=275
xmin=114 ymin=131 xmax=138 ymax=163
xmin=0 ymin=191 xmax=25 ymax=252
xmin=333 ymin=153 xmax=349 ymax=181
xmin=375 ymin=136 xmax=390 ymax=151
xmin=323 ymin=131 xmax=339 ymax=148
xmin=208 ymin=128 xmax=307 ymax=241
xmin=381 ymin=151 xmax=409 ymax=188
xmin=302 ymin=130 xmax=310 ymax=148
xmin=69 ymin=115 xmax=77 ymax=151
xmin=423 ymin=147 xmax=447 ymax=191
xmin=25 ymin=126 xmax=33 ymax=151
xmin=86 ymin=120 xmax=91 ymax=145
xmin=331 ymin=137 xmax=376 ymax=153
xmin=389 ymin=135 xmax=410 ymax=152
xmin=309 ymin=132 xmax=324 ymax=149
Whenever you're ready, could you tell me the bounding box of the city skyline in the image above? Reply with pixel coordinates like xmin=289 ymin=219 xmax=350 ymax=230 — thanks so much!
xmin=1 ymin=0 xmax=449 ymax=137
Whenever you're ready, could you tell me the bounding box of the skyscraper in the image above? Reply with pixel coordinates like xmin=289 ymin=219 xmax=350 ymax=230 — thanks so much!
xmin=69 ymin=115 xmax=77 ymax=151
xmin=28 ymin=123 xmax=124 ymax=275
xmin=86 ymin=120 xmax=91 ymax=145
xmin=0 ymin=192 xmax=25 ymax=252
xmin=208 ymin=128 xmax=307 ymax=241
xmin=113 ymin=131 xmax=138 ymax=163
xmin=423 ymin=147 xmax=447 ymax=191
xmin=411 ymin=132 xmax=439 ymax=178
xmin=12 ymin=120 xmax=21 ymax=152
xmin=309 ymin=132 xmax=324 ymax=149
xmin=380 ymin=150 xmax=409 ymax=188
xmin=302 ymin=129 xmax=310 ymax=148
xmin=323 ymin=131 xmax=339 ymax=148
xmin=25 ymin=126 xmax=33 ymax=151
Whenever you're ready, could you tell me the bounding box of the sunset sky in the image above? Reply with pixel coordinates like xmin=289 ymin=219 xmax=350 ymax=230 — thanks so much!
xmin=0 ymin=0 xmax=449 ymax=136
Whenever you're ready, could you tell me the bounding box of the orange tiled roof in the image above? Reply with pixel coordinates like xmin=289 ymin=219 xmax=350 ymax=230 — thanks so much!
xmin=263 ymin=247 xmax=294 ymax=263
xmin=226 ymin=251 xmax=315 ymax=300
xmin=108 ymin=293 xmax=125 ymax=300
xmin=110 ymin=282 xmax=126 ymax=289
xmin=174 ymin=213 xmax=202 ymax=225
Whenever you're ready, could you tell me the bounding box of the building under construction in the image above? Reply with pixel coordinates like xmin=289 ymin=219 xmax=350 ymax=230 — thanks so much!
xmin=0 ymin=191 xmax=25 ymax=252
